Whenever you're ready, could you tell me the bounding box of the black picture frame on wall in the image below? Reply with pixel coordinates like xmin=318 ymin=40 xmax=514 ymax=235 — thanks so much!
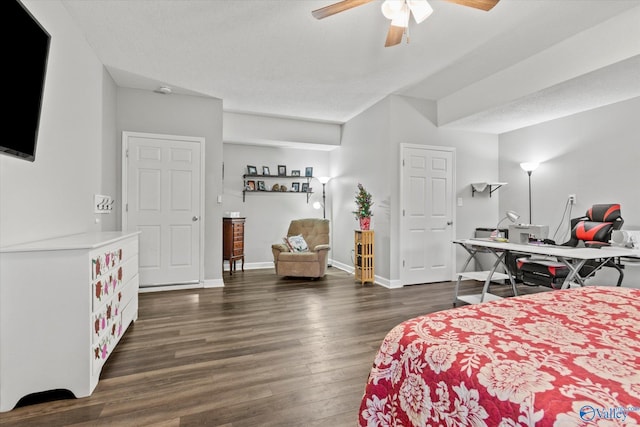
xmin=278 ymin=165 xmax=287 ymax=176
xmin=247 ymin=165 xmax=257 ymax=176
xmin=305 ymin=167 xmax=313 ymax=177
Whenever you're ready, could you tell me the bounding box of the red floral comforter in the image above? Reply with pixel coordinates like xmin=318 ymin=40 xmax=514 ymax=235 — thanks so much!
xmin=359 ymin=286 xmax=640 ymax=426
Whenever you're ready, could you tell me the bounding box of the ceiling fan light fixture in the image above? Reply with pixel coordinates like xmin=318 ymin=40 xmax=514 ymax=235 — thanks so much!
xmin=381 ymin=0 xmax=405 ymax=20
xmin=407 ymin=0 xmax=433 ymax=24
xmin=390 ymin=3 xmax=410 ymax=27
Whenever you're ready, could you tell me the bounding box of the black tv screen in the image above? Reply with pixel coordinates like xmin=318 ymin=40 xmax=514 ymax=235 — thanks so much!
xmin=2 ymin=0 xmax=50 ymax=162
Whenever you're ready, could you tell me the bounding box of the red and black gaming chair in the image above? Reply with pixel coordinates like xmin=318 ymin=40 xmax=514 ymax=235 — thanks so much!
xmin=517 ymin=204 xmax=624 ymax=288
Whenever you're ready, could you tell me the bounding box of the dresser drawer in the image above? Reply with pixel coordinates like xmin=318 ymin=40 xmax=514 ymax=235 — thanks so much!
xmin=92 ymin=299 xmax=120 ymax=344
xmin=92 ymin=313 xmax=122 ymax=375
xmin=92 ymin=255 xmax=138 ymax=311
xmin=120 ymin=274 xmax=139 ymax=308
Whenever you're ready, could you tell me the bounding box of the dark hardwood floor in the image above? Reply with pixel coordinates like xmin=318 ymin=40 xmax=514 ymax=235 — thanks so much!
xmin=0 ymin=268 xmax=544 ymax=426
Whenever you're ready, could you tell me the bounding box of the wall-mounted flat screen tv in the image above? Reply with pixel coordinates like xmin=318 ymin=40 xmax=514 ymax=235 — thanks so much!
xmin=2 ymin=0 xmax=50 ymax=162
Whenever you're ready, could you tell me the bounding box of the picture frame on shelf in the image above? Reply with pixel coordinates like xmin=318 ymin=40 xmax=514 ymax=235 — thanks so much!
xmin=278 ymin=165 xmax=287 ymax=176
xmin=301 ymin=182 xmax=309 ymax=193
xmin=291 ymin=170 xmax=301 ymax=177
xmin=247 ymin=165 xmax=257 ymax=176
xmin=291 ymin=182 xmax=300 ymax=192
xmin=246 ymin=180 xmax=256 ymax=191
xmin=305 ymin=167 xmax=313 ymax=177
xmin=262 ymin=166 xmax=270 ymax=176
xmin=257 ymin=180 xmax=266 ymax=191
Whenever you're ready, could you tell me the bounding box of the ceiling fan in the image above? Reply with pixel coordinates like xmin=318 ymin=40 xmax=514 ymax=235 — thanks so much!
xmin=312 ymin=0 xmax=500 ymax=47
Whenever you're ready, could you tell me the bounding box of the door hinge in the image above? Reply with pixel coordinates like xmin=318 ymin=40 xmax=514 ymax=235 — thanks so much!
xmin=126 ymin=149 xmax=129 ymax=158
xmin=125 ymin=203 xmax=128 ymax=212
xmin=402 ymin=159 xmax=405 ymax=166
xmin=403 ymin=209 xmax=405 ymax=216
xmin=403 ymin=260 xmax=405 ymax=267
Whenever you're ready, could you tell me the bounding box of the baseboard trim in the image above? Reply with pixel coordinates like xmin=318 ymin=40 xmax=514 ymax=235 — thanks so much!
xmin=329 ymin=261 xmax=399 ymax=288
xmin=222 ymin=262 xmax=275 ymax=273
xmin=203 ymin=279 xmax=225 ymax=288
xmin=139 ymin=282 xmax=204 ymax=293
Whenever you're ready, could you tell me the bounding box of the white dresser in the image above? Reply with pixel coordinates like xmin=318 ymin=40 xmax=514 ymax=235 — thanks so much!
xmin=0 ymin=232 xmax=139 ymax=412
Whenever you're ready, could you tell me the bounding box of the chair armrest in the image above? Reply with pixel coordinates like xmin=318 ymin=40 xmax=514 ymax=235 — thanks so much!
xmin=313 ymin=244 xmax=330 ymax=252
xmin=272 ymin=243 xmax=289 ymax=264
xmin=272 ymin=243 xmax=290 ymax=253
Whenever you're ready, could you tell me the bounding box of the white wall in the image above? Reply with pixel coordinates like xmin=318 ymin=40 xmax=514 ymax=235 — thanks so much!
xmin=224 ymin=112 xmax=341 ymax=148
xmin=330 ymin=95 xmax=501 ymax=285
xmin=499 ymin=96 xmax=640 ymax=287
xmin=0 ymin=0 xmax=115 ymax=246
xmin=222 ymin=143 xmax=330 ymax=268
xmin=330 ymin=97 xmax=391 ymax=281
xmin=116 ymin=88 xmax=224 ymax=284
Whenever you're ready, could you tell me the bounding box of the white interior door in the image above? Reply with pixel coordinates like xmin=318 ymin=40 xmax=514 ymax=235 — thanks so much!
xmin=123 ymin=132 xmax=203 ymax=287
xmin=400 ymin=145 xmax=455 ymax=285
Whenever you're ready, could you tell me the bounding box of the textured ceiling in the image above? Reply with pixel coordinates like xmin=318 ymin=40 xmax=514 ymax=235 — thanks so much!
xmin=61 ymin=0 xmax=640 ymax=134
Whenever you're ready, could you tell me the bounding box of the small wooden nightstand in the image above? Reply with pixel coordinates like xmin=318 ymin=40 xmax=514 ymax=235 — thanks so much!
xmin=223 ymin=217 xmax=245 ymax=275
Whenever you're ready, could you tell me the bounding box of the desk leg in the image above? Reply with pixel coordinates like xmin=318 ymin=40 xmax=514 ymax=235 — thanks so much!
xmin=453 ymin=274 xmax=463 ymax=307
xmin=502 ymin=250 xmax=518 ymax=297
xmin=557 ymin=257 xmax=587 ymax=289
xmin=459 ymin=246 xmax=480 ymax=272
xmin=453 ymin=246 xmax=480 ymax=306
xmin=483 ymin=248 xmax=518 ymax=298
xmin=479 ymin=251 xmax=506 ymax=302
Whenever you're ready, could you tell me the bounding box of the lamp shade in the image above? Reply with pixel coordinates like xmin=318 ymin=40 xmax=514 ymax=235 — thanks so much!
xmin=317 ymin=176 xmax=331 ymax=184
xmin=520 ymin=162 xmax=539 ymax=173
xmin=505 ymin=210 xmax=520 ymax=223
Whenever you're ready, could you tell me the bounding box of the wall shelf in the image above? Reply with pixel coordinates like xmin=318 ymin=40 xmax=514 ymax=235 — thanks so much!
xmin=471 ymin=182 xmax=507 ymax=197
xmin=242 ymin=174 xmax=313 ymax=202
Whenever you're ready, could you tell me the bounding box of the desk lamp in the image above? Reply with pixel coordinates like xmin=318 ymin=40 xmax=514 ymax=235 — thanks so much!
xmin=493 ymin=210 xmax=520 ymax=241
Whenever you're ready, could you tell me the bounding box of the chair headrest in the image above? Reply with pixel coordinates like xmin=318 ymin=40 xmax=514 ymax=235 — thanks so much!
xmin=587 ymin=204 xmax=621 ymax=222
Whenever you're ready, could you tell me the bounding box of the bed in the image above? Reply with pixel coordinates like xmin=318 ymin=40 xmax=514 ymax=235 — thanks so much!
xmin=359 ymin=286 xmax=640 ymax=426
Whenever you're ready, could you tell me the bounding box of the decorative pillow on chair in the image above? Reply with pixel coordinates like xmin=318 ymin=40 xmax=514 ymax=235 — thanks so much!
xmin=286 ymin=235 xmax=309 ymax=252
xmin=283 ymin=237 xmax=294 ymax=251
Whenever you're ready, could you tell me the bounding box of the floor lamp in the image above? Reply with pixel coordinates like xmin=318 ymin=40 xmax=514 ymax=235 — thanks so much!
xmin=314 ymin=176 xmax=331 ymax=219
xmin=520 ymin=162 xmax=539 ymax=224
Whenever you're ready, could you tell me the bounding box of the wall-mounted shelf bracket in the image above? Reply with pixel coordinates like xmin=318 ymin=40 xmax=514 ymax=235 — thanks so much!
xmin=471 ymin=182 xmax=507 ymax=197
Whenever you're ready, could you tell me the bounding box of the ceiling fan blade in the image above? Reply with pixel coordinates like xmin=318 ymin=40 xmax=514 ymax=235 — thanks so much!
xmin=385 ymin=25 xmax=404 ymax=47
xmin=444 ymin=0 xmax=500 ymax=11
xmin=312 ymin=0 xmax=375 ymax=19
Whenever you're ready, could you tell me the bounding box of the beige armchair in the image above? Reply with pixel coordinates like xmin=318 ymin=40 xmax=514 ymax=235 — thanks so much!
xmin=272 ymin=218 xmax=330 ymax=278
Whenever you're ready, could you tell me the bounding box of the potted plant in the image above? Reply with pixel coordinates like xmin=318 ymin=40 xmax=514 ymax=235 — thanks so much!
xmin=353 ymin=183 xmax=373 ymax=230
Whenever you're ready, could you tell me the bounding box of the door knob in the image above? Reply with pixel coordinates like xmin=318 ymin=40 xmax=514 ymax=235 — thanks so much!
xmin=192 ymin=216 xmax=199 ymax=222
xmin=447 ymin=221 xmax=453 ymax=225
